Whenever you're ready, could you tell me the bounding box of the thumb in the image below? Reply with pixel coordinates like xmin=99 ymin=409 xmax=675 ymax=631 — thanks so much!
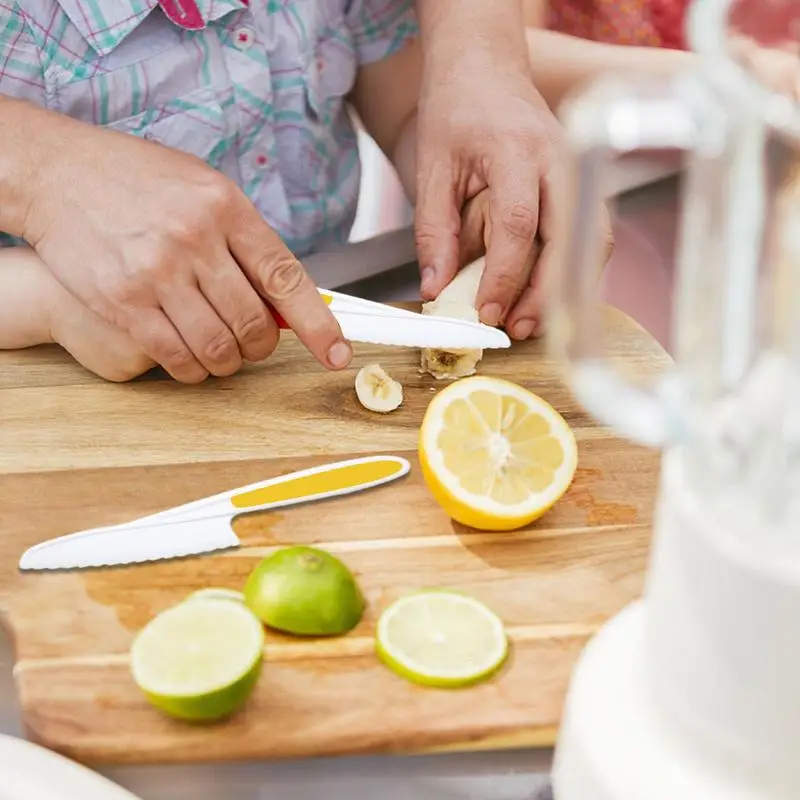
xmin=458 ymin=190 xmax=490 ymax=267
xmin=414 ymin=156 xmax=461 ymax=300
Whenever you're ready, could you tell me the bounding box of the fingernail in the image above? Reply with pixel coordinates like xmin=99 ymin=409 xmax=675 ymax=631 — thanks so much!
xmin=421 ymin=267 xmax=435 ymax=294
xmin=479 ymin=303 xmax=503 ymax=327
xmin=327 ymin=340 xmax=352 ymax=369
xmin=511 ymin=319 xmax=535 ymax=340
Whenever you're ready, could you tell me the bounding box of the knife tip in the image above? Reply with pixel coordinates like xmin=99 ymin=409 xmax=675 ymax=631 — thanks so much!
xmin=18 ymin=549 xmax=40 ymax=571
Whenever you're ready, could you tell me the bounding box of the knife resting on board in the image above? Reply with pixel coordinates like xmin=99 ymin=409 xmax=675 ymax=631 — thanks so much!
xmin=19 ymin=455 xmax=410 ymax=571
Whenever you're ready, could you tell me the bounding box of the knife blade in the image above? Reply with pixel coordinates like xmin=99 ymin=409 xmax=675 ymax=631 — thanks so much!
xmin=269 ymin=288 xmax=512 ymax=350
xmin=334 ymin=310 xmax=510 ymax=350
xmin=19 ymin=455 xmax=410 ymax=571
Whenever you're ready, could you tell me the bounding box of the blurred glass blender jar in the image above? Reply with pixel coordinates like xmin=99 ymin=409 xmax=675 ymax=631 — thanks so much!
xmin=550 ymin=1 xmax=800 ymax=798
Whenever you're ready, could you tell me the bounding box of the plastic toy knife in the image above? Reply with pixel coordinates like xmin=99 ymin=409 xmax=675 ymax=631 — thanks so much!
xmin=271 ymin=289 xmax=511 ymax=351
xmin=19 ymin=455 xmax=410 ymax=571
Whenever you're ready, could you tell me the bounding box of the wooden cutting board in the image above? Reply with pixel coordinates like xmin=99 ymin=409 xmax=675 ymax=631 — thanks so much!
xmin=0 ymin=304 xmax=668 ymax=767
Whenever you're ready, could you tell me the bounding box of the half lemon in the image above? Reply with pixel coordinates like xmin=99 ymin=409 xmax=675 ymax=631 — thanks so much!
xmin=419 ymin=376 xmax=577 ymax=531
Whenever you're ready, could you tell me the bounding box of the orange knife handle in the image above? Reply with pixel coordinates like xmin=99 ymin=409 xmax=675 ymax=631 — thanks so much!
xmin=268 ymin=291 xmax=334 ymax=330
xmin=268 ymin=304 xmax=291 ymax=330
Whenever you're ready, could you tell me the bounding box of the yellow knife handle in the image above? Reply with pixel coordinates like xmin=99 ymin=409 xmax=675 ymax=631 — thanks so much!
xmin=230 ymin=456 xmax=409 ymax=510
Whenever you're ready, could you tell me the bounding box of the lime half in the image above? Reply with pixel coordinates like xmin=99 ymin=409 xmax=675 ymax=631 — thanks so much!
xmin=130 ymin=598 xmax=265 ymax=721
xmin=244 ymin=546 xmax=365 ymax=636
xmin=376 ymin=591 xmax=508 ymax=688
xmin=185 ymin=587 xmax=246 ymax=604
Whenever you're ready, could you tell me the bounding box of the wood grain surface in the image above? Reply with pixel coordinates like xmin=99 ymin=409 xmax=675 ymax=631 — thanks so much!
xmin=0 ymin=304 xmax=669 ymax=767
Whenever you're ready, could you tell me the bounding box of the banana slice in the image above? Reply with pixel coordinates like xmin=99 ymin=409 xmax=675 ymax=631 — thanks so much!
xmin=355 ymin=363 xmax=403 ymax=413
xmin=420 ymin=257 xmax=486 ymax=381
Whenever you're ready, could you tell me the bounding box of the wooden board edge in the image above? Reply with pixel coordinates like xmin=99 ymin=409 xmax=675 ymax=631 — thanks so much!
xmin=19 ymin=717 xmax=560 ymax=769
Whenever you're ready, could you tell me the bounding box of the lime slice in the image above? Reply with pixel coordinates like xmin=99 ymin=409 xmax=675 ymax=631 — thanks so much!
xmin=130 ymin=598 xmax=264 ymax=721
xmin=376 ymin=591 xmax=508 ymax=687
xmin=185 ymin=587 xmax=245 ymax=604
xmin=243 ymin=546 xmax=365 ymax=636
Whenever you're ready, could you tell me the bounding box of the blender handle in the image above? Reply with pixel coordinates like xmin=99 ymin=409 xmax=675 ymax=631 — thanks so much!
xmin=551 ymin=72 xmax=730 ymax=448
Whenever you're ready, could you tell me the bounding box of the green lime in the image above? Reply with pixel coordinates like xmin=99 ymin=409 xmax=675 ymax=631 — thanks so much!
xmin=185 ymin=587 xmax=246 ymax=604
xmin=130 ymin=598 xmax=264 ymax=722
xmin=375 ymin=591 xmax=508 ymax=688
xmin=243 ymin=546 xmax=365 ymax=636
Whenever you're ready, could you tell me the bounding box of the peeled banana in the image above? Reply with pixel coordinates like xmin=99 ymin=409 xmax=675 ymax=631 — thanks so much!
xmin=355 ymin=363 xmax=403 ymax=413
xmin=420 ymin=257 xmax=486 ymax=380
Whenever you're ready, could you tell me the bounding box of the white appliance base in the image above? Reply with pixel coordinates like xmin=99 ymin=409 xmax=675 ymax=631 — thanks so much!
xmin=551 ymin=601 xmax=779 ymax=800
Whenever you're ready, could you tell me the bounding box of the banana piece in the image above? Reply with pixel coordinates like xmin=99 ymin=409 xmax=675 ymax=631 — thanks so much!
xmin=420 ymin=257 xmax=486 ymax=380
xmin=355 ymin=363 xmax=403 ymax=413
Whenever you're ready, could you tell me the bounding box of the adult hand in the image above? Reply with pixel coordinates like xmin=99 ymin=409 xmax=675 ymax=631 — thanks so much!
xmin=19 ymin=111 xmax=351 ymax=384
xmin=413 ymin=2 xmax=613 ymax=341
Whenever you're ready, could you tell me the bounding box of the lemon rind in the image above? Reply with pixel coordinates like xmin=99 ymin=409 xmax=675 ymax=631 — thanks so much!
xmin=420 ymin=376 xmax=578 ymax=518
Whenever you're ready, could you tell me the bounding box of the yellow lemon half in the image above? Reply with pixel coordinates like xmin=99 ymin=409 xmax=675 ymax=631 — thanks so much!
xmin=419 ymin=376 xmax=578 ymax=531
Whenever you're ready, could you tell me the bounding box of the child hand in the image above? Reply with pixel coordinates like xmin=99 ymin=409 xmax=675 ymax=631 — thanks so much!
xmin=51 ymin=297 xmax=158 ymax=383
xmin=1 ymin=248 xmax=156 ymax=382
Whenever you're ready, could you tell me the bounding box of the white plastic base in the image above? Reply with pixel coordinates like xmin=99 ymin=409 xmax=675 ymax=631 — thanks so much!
xmin=552 ymin=445 xmax=800 ymax=800
xmin=551 ymin=602 xmax=778 ymax=800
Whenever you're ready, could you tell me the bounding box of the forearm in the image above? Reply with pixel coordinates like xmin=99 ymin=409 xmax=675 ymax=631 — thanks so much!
xmin=349 ymin=36 xmax=422 ymax=204
xmin=526 ymin=29 xmax=697 ymax=110
xmin=389 ymin=113 xmax=418 ymax=205
xmin=522 ymin=0 xmax=547 ymax=27
xmin=0 ymin=246 xmax=54 ymax=348
xmin=416 ymin=0 xmax=531 ymax=79
xmin=0 ymin=97 xmax=61 ymax=239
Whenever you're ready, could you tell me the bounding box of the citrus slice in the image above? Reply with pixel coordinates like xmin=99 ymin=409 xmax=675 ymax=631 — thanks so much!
xmin=419 ymin=376 xmax=577 ymax=531
xmin=185 ymin=587 xmax=245 ymax=604
xmin=243 ymin=546 xmax=365 ymax=636
xmin=376 ymin=591 xmax=508 ymax=687
xmin=130 ymin=598 xmax=264 ymax=722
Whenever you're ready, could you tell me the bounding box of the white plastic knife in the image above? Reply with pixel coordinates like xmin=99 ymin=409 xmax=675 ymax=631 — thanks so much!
xmin=270 ymin=288 xmax=511 ymax=350
xmin=19 ymin=455 xmax=410 ymax=571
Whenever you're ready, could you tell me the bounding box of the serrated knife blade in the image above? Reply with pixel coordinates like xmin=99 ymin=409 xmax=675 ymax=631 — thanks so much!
xmin=335 ymin=310 xmax=510 ymax=350
xmin=19 ymin=517 xmax=239 ymax=571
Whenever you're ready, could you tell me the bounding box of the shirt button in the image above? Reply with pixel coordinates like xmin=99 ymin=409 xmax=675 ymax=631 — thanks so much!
xmin=256 ymin=153 xmax=270 ymax=168
xmin=234 ymin=27 xmax=254 ymax=50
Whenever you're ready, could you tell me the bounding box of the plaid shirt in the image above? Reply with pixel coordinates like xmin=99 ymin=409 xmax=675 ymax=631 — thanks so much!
xmin=0 ymin=0 xmax=418 ymax=254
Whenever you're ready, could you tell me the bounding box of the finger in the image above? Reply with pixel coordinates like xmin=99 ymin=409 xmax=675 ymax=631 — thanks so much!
xmin=507 ymin=195 xmax=612 ymax=342
xmin=196 ymin=253 xmax=280 ymax=363
xmin=504 ymin=238 xmax=549 ymax=340
xmin=477 ymin=163 xmax=540 ymax=326
xmin=415 ymin=156 xmax=462 ymax=299
xmin=458 ymin=193 xmax=489 ymax=268
xmin=126 ymin=307 xmax=209 ymax=384
xmin=504 ymin=167 xmax=570 ymax=339
xmin=227 ymin=200 xmax=351 ymax=370
xmin=158 ymin=280 xmax=244 ymax=378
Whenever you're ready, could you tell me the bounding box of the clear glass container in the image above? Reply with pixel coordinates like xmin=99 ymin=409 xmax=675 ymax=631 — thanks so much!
xmin=551 ymin=0 xmax=800 ymax=544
